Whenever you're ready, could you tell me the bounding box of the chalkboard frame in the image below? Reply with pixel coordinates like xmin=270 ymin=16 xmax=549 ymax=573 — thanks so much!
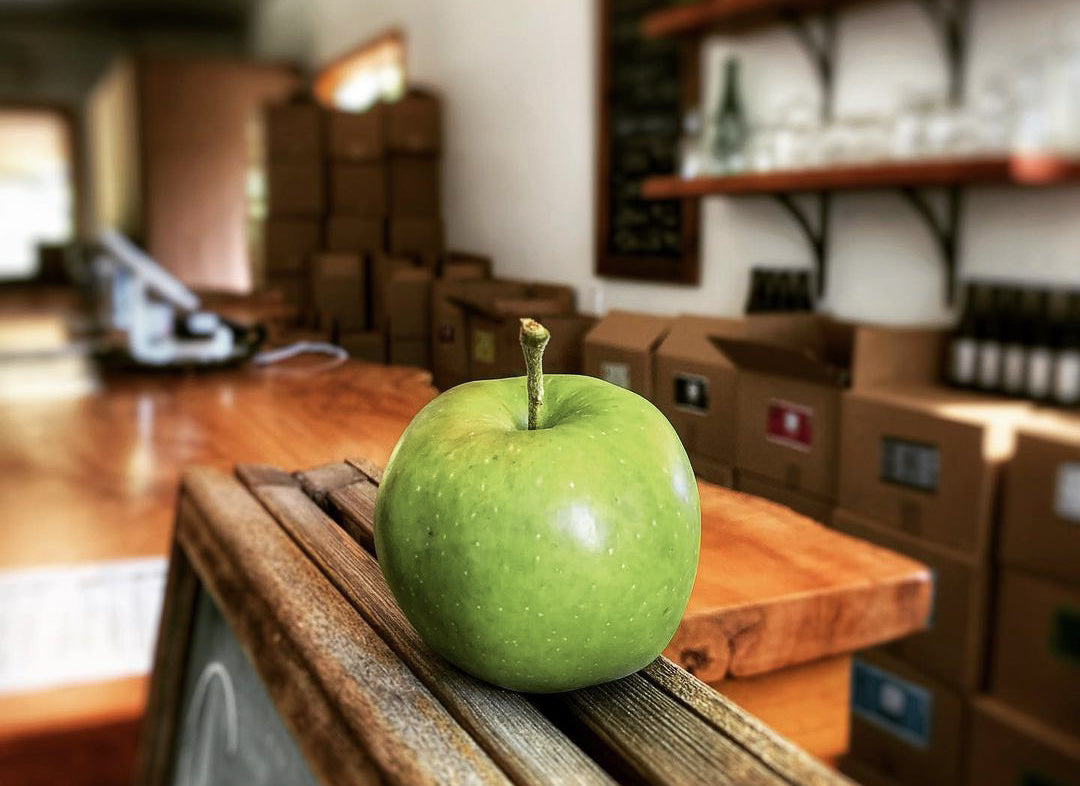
xmin=595 ymin=0 xmax=701 ymax=285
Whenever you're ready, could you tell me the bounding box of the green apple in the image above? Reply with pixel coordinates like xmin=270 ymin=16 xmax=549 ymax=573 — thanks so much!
xmin=374 ymin=319 xmax=700 ymax=692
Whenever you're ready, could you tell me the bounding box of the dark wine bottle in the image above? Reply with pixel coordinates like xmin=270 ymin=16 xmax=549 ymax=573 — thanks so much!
xmin=794 ymin=272 xmax=814 ymax=311
xmin=712 ymin=58 xmax=748 ymax=173
xmin=745 ymin=270 xmax=767 ymax=314
xmin=761 ymin=271 xmax=781 ymax=312
xmin=1025 ymin=291 xmax=1056 ymax=401
xmin=1052 ymin=292 xmax=1080 ymax=406
xmin=976 ymin=286 xmax=1005 ymax=391
xmin=779 ymin=272 xmax=799 ymax=312
xmin=1000 ymin=288 xmax=1028 ymax=396
xmin=948 ymin=284 xmax=979 ymax=388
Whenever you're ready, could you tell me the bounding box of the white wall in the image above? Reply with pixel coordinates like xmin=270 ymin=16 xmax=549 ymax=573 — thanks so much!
xmin=252 ymin=0 xmax=1080 ymax=326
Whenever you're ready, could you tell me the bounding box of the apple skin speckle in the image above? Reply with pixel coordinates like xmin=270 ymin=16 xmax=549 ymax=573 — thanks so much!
xmin=374 ymin=374 xmax=701 ymax=693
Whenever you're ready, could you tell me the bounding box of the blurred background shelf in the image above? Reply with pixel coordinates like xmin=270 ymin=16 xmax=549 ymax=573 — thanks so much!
xmin=641 ymin=0 xmax=872 ymax=39
xmin=640 ymin=156 xmax=1080 ymax=199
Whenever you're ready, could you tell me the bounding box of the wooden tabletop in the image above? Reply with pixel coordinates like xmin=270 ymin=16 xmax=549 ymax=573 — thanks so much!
xmin=0 ymin=336 xmax=930 ymax=766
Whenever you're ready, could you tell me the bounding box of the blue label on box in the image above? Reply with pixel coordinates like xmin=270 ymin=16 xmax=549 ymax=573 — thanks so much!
xmin=851 ymin=659 xmax=932 ymax=749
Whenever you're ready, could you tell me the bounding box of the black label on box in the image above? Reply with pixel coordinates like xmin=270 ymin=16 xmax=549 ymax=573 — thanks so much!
xmin=852 ymin=659 xmax=932 ymax=749
xmin=880 ymin=437 xmax=939 ymax=493
xmin=1050 ymin=606 xmax=1080 ymax=665
xmin=674 ymin=374 xmax=708 ymax=414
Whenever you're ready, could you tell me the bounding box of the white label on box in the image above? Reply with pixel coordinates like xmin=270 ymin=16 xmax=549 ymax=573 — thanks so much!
xmin=600 ymin=361 xmax=631 ymax=389
xmin=1054 ymin=463 xmax=1080 ymax=523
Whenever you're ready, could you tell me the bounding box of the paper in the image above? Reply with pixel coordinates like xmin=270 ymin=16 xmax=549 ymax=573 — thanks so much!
xmin=0 ymin=557 xmax=166 ymax=695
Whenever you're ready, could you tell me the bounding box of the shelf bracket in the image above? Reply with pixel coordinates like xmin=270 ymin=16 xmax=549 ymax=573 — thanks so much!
xmin=899 ymin=186 xmax=962 ymax=304
xmin=911 ymin=0 xmax=971 ymax=102
xmin=780 ymin=8 xmax=838 ymax=121
xmin=774 ymin=192 xmax=830 ymax=299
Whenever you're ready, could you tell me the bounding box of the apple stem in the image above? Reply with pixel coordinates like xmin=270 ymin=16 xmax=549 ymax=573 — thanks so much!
xmin=519 ymin=318 xmax=550 ymax=430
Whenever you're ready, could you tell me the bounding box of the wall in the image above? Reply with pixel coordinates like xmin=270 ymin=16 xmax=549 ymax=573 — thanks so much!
xmin=252 ymin=0 xmax=1080 ymax=325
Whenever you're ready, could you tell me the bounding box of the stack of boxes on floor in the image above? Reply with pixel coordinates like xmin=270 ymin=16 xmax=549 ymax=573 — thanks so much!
xmin=584 ymin=308 xmax=1080 ymax=785
xmin=259 ymin=92 xmax=597 ymax=377
xmin=262 ymin=101 xmax=324 ymax=319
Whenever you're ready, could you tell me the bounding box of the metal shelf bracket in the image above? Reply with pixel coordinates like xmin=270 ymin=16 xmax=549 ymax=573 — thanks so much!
xmin=780 ymin=8 xmax=839 ymax=121
xmin=911 ymin=0 xmax=971 ymax=102
xmin=899 ymin=186 xmax=962 ymax=304
xmin=774 ymin=192 xmax=831 ymax=298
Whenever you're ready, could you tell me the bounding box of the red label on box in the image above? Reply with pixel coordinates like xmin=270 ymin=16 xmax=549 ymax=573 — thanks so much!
xmin=766 ymin=400 xmax=813 ymax=451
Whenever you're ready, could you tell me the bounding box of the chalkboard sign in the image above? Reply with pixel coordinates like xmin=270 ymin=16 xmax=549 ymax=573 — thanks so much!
xmin=596 ymin=0 xmax=699 ymax=284
xmin=170 ymin=588 xmax=319 ymax=786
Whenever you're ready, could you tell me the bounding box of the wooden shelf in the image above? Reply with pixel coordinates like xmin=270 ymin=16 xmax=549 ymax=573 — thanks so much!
xmin=641 ymin=0 xmax=861 ymax=39
xmin=640 ymin=157 xmax=1080 ymax=199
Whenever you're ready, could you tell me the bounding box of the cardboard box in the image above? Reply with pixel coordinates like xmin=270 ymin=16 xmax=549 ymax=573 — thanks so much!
xmin=386 ymin=91 xmax=441 ymax=154
xmin=838 ymin=385 xmax=1030 ymax=556
xmin=264 ymin=217 xmax=321 ymax=275
xmin=388 ymin=217 xmax=444 ymax=256
xmin=339 ymin=331 xmax=386 ymax=363
xmin=989 ymin=569 xmax=1080 ymax=736
xmin=310 ymin=253 xmax=366 ymax=333
xmin=653 ymin=315 xmax=744 ymax=467
xmin=267 ymin=162 xmax=325 ymax=216
xmin=737 ymin=469 xmax=833 ymax=522
xmin=387 ymin=268 xmax=434 ymax=339
xmin=687 ymin=454 xmax=735 ymax=488
xmin=330 ymin=163 xmax=387 ymax=216
xmin=266 ymin=273 xmax=309 ymax=319
xmin=325 ymin=216 xmax=384 ymax=253
xmin=832 ymin=507 xmax=989 ymax=691
xmin=967 ymin=697 xmax=1080 ymax=786
xmin=370 ymin=254 xmax=418 ymax=332
xmin=265 ymin=102 xmax=322 ymax=161
xmin=389 ymin=337 xmax=430 ymax=370
xmin=441 ymin=251 xmax=492 ymax=281
xmin=846 ymin=650 xmax=967 ymax=786
xmin=431 ymin=279 xmax=528 ymax=391
xmin=716 ymin=318 xmax=945 ymax=501
xmin=583 ymin=311 xmax=671 ymax=401
xmin=1000 ymin=413 xmax=1080 ymax=585
xmin=388 ymin=156 xmax=440 ymax=217
xmin=325 ymin=105 xmax=385 ymax=162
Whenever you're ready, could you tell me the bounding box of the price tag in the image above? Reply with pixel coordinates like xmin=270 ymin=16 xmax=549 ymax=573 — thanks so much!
xmin=1054 ymin=463 xmax=1080 ymax=523
xmin=765 ymin=400 xmax=812 ymax=451
xmin=674 ymin=374 xmax=708 ymax=414
xmin=852 ymin=659 xmax=932 ymax=749
xmin=880 ymin=437 xmax=940 ymax=493
xmin=601 ymin=361 xmax=631 ymax=389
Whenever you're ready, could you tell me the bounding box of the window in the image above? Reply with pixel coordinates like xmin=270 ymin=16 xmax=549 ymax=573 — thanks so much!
xmin=315 ymin=30 xmax=406 ymax=112
xmin=0 ymin=108 xmax=76 ymax=281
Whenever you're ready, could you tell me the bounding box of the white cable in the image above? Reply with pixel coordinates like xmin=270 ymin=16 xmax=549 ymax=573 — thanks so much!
xmin=252 ymin=341 xmax=348 ymax=367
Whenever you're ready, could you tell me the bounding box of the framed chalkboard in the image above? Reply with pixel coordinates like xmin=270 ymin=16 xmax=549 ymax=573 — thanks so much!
xmin=596 ymin=0 xmax=700 ymax=284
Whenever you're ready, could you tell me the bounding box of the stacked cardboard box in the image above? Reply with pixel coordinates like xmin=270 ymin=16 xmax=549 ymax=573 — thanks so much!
xmin=975 ymin=412 xmax=1080 ymax=785
xmin=832 ymin=386 xmax=1034 ymax=786
xmin=583 ymin=311 xmax=672 ymax=401
xmin=262 ymin=101 xmax=325 ymax=320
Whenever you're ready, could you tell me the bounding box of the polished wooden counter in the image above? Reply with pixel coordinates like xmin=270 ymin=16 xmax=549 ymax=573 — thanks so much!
xmin=0 ymin=347 xmax=929 ymax=781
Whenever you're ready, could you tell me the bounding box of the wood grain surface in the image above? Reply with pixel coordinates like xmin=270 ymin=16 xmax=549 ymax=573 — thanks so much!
xmin=236 ymin=460 xmax=853 ymax=786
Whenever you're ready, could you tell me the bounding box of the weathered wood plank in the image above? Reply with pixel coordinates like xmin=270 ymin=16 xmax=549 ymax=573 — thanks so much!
xmin=283 ymin=458 xmax=851 ymax=786
xmin=327 ymin=480 xmax=379 ymax=552
xmin=181 ymin=467 xmax=511 ymax=786
xmin=347 ymin=455 xmax=385 ymax=484
xmin=644 ymin=658 xmax=852 ymax=786
xmin=239 ymin=474 xmax=614 ymax=786
xmin=235 ymin=463 xmax=300 ymax=489
xmin=294 ymin=460 xmax=367 ymax=506
xmin=133 ymin=539 xmax=200 ymax=786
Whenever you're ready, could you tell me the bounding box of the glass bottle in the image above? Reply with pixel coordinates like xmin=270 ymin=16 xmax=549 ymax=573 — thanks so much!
xmin=712 ymin=57 xmax=748 ymax=174
xmin=1052 ymin=292 xmax=1080 ymax=406
xmin=948 ymin=284 xmax=979 ymax=388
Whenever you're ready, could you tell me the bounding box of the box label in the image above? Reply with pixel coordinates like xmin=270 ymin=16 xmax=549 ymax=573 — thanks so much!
xmin=765 ymin=400 xmax=812 ymax=451
xmin=880 ymin=437 xmax=940 ymax=493
xmin=472 ymin=329 xmax=496 ymax=365
xmin=1050 ymin=606 xmax=1080 ymax=665
xmin=601 ymin=361 xmax=631 ymax=389
xmin=674 ymin=374 xmax=708 ymax=414
xmin=851 ymin=659 xmax=932 ymax=748
xmin=1054 ymin=463 xmax=1080 ymax=523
